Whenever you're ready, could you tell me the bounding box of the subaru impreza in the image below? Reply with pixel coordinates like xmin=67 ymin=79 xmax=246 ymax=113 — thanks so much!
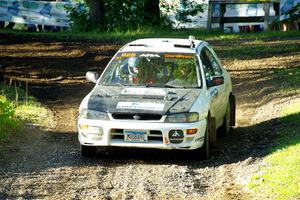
xmin=78 ymin=36 xmax=235 ymax=159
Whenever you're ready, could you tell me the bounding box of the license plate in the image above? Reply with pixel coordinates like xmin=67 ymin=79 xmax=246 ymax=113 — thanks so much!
xmin=124 ymin=130 xmax=148 ymax=142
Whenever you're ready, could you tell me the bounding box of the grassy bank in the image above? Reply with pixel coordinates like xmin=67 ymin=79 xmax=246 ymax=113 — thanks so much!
xmin=248 ymin=57 xmax=300 ymax=200
xmin=249 ymin=101 xmax=300 ymax=199
xmin=0 ymin=85 xmax=48 ymax=143
xmin=275 ymin=67 xmax=300 ymax=95
xmin=0 ymin=28 xmax=299 ymax=42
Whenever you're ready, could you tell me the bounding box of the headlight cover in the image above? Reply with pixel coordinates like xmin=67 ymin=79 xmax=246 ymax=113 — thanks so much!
xmin=165 ymin=112 xmax=199 ymax=123
xmin=79 ymin=109 xmax=109 ymax=120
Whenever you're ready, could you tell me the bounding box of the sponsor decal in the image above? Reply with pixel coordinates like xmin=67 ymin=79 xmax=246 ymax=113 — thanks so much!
xmin=139 ymin=54 xmax=160 ymax=58
xmin=164 ymin=54 xmax=193 ymax=59
xmin=121 ymin=88 xmax=166 ymax=96
xmin=117 ymin=102 xmax=165 ymax=111
xmin=121 ymin=53 xmax=136 ymax=58
xmin=168 ymin=130 xmax=184 ymax=144
xmin=210 ymin=88 xmax=218 ymax=97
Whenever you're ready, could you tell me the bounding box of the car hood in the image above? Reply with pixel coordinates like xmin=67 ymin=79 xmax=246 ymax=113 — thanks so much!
xmin=87 ymin=86 xmax=201 ymax=115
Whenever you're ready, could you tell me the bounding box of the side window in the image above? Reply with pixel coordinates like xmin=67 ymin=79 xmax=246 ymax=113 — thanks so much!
xmin=207 ymin=47 xmax=223 ymax=76
xmin=200 ymin=47 xmax=222 ymax=79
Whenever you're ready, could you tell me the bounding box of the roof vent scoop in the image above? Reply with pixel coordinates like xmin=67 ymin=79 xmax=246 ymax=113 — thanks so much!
xmin=189 ymin=35 xmax=195 ymax=48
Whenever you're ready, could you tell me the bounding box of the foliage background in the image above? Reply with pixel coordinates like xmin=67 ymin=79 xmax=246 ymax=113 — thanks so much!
xmin=67 ymin=0 xmax=205 ymax=31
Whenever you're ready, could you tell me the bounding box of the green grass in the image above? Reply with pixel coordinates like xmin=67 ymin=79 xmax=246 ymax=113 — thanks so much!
xmin=215 ymin=40 xmax=300 ymax=59
xmin=275 ymin=67 xmax=300 ymax=88
xmin=0 ymin=27 xmax=299 ymax=42
xmin=0 ymin=95 xmax=21 ymax=141
xmin=249 ymin=101 xmax=300 ymax=200
xmin=15 ymin=103 xmax=48 ymax=125
xmin=0 ymin=85 xmax=49 ymax=142
xmin=274 ymin=67 xmax=300 ymax=95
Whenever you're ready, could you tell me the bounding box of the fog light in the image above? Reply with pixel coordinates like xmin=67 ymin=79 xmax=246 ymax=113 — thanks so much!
xmin=79 ymin=124 xmax=89 ymax=129
xmin=186 ymin=128 xmax=197 ymax=135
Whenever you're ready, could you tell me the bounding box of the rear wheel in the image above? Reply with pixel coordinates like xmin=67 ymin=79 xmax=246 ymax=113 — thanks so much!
xmin=80 ymin=145 xmax=97 ymax=157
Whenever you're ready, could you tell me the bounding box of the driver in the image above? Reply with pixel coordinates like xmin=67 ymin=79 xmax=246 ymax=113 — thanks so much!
xmin=128 ymin=57 xmax=140 ymax=79
xmin=116 ymin=57 xmax=140 ymax=84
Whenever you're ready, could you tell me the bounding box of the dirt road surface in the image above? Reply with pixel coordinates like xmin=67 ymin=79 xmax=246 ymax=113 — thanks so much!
xmin=0 ymin=34 xmax=299 ymax=199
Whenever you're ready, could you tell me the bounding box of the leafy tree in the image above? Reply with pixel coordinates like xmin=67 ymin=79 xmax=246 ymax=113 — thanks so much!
xmin=103 ymin=0 xmax=144 ymax=31
xmin=283 ymin=3 xmax=300 ymax=23
xmin=176 ymin=0 xmax=204 ymax=24
xmin=66 ymin=2 xmax=90 ymax=32
xmin=144 ymin=0 xmax=161 ymax=26
xmin=67 ymin=0 xmax=204 ymax=31
xmin=85 ymin=0 xmax=105 ymax=30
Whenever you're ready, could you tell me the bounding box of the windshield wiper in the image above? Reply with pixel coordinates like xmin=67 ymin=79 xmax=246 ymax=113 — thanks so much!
xmin=164 ymin=84 xmax=201 ymax=89
xmin=143 ymin=83 xmax=188 ymax=88
xmin=163 ymin=83 xmax=185 ymax=88
xmin=101 ymin=82 xmax=125 ymax=87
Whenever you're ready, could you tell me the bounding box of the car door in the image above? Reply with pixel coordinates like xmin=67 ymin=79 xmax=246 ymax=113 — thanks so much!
xmin=199 ymin=47 xmax=226 ymax=127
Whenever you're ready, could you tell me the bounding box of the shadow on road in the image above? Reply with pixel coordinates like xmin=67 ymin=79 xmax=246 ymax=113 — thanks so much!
xmin=2 ymin=112 xmax=298 ymax=174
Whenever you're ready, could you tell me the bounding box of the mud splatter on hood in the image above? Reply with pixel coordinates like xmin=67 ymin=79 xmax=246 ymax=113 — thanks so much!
xmin=87 ymin=86 xmax=201 ymax=115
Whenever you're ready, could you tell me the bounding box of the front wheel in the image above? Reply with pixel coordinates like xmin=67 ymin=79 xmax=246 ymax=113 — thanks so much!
xmin=199 ymin=125 xmax=210 ymax=159
xmin=220 ymin=93 xmax=235 ymax=136
xmin=220 ymin=101 xmax=231 ymax=136
xmin=196 ymin=116 xmax=212 ymax=160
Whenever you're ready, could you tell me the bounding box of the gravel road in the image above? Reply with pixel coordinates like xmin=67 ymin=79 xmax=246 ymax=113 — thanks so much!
xmin=0 ymin=34 xmax=299 ymax=199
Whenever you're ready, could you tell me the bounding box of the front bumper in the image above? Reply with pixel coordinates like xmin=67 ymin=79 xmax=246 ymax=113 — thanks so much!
xmin=78 ymin=118 xmax=207 ymax=150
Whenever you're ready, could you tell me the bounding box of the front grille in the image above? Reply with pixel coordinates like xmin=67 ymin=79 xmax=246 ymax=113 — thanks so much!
xmin=110 ymin=129 xmax=163 ymax=141
xmin=111 ymin=113 xmax=162 ymax=121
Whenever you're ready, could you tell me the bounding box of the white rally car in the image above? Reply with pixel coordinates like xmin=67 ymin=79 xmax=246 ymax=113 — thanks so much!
xmin=78 ymin=36 xmax=235 ymax=159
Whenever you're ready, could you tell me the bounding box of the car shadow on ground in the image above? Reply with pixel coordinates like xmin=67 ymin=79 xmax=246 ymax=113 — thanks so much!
xmin=12 ymin=115 xmax=300 ymax=170
xmin=1 ymin=106 xmax=298 ymax=175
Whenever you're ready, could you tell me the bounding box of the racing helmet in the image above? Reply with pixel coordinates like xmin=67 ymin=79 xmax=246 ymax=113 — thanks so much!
xmin=128 ymin=57 xmax=140 ymax=75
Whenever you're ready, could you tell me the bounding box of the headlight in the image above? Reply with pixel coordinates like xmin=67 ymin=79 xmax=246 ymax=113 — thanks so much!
xmin=79 ymin=109 xmax=109 ymax=120
xmin=165 ymin=112 xmax=199 ymax=123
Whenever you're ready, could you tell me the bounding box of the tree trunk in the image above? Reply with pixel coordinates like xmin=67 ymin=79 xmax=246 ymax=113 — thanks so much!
xmin=144 ymin=0 xmax=160 ymax=25
xmin=86 ymin=0 xmax=105 ymax=29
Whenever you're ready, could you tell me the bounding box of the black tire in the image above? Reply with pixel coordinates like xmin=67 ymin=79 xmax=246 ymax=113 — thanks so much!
xmin=220 ymin=100 xmax=231 ymax=136
xmin=197 ymin=116 xmax=211 ymax=160
xmin=229 ymin=93 xmax=236 ymax=127
xmin=199 ymin=125 xmax=210 ymax=159
xmin=80 ymin=145 xmax=96 ymax=157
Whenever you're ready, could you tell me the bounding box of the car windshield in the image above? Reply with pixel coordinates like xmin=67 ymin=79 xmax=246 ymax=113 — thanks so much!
xmin=99 ymin=52 xmax=200 ymax=88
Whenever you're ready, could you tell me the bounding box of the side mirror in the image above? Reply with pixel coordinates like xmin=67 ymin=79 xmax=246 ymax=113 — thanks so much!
xmin=207 ymin=76 xmax=224 ymax=87
xmin=86 ymin=71 xmax=99 ymax=83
